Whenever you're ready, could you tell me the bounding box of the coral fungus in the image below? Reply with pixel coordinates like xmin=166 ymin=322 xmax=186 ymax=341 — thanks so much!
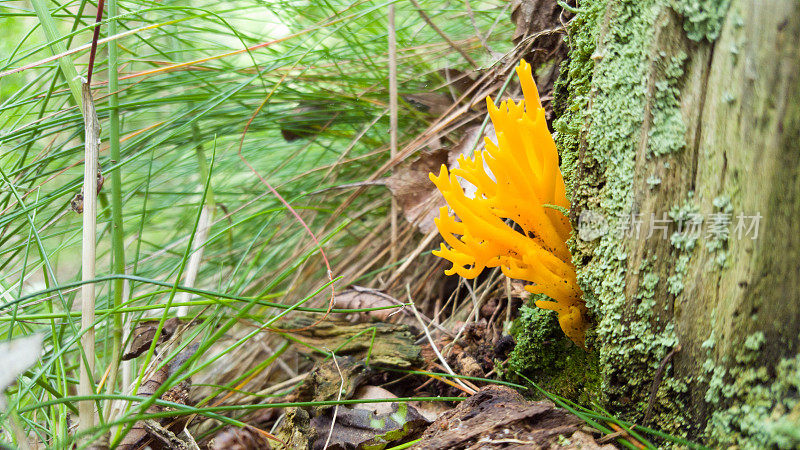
xmin=429 ymin=60 xmax=587 ymax=347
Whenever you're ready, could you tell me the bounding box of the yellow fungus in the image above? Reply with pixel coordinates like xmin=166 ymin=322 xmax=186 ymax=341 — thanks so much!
xmin=429 ymin=59 xmax=588 ymax=347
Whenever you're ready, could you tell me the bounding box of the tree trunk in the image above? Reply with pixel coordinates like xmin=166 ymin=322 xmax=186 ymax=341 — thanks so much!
xmin=555 ymin=0 xmax=800 ymax=444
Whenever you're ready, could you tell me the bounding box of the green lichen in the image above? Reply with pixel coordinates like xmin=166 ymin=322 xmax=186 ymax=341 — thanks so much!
xmin=666 ymin=254 xmax=689 ymax=296
xmin=701 ymin=329 xmax=800 ymax=449
xmin=506 ymin=301 xmax=600 ymax=404
xmin=670 ymin=0 xmax=732 ymax=41
xmin=669 ymin=193 xmax=702 ymax=251
xmin=705 ymin=195 xmax=733 ymax=267
xmin=661 ymin=195 xmax=701 ymax=296
xmin=648 ymin=52 xmax=688 ymax=157
xmin=548 ymin=0 xmax=785 ymax=441
xmin=551 ymin=0 xmax=718 ymax=435
xmin=636 ymin=270 xmax=660 ymax=317
xmin=646 ymin=174 xmax=662 ymax=188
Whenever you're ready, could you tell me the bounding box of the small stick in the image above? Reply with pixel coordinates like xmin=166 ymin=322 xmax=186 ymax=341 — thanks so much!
xmin=322 ymin=352 xmax=344 ymax=450
xmin=142 ymin=420 xmax=188 ymax=450
xmin=406 ymin=285 xmax=476 ymax=395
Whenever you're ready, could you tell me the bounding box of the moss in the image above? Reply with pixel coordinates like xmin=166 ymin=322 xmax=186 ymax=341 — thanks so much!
xmin=506 ymin=300 xmax=601 ymax=404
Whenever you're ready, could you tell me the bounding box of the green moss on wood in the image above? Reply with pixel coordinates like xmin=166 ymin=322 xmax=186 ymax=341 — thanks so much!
xmin=506 ymin=301 xmax=601 ymax=405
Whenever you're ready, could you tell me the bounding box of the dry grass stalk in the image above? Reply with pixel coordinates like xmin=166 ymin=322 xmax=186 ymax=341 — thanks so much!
xmin=79 ymin=82 xmax=99 ymax=432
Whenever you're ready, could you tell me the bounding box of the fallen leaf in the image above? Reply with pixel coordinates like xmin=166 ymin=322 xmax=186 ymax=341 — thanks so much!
xmin=404 ymin=93 xmax=453 ymax=117
xmin=385 ymin=148 xmax=448 ymax=233
xmin=335 ymin=287 xmax=405 ymax=322
xmin=278 ymin=102 xmax=338 ymax=142
xmin=123 ymin=318 xmax=181 ymax=360
xmin=385 ymin=124 xmax=491 ymax=233
xmin=438 ymin=68 xmax=478 ymax=97
xmin=510 ymin=0 xmax=568 ymax=45
xmin=352 ymin=385 xmax=397 ymax=415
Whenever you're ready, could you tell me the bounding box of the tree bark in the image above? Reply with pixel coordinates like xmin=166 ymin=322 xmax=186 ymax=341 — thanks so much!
xmin=555 ymin=0 xmax=800 ymax=443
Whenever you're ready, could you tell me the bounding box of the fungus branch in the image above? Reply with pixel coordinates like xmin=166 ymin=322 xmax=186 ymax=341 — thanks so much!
xmin=429 ymin=60 xmax=588 ymax=347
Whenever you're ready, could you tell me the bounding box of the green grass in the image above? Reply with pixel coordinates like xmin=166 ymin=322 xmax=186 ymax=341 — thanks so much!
xmin=1 ymin=0 xmax=511 ymax=446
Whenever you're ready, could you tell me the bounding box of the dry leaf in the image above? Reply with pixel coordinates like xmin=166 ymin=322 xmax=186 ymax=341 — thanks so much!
xmin=385 ymin=148 xmax=448 ymax=233
xmin=278 ymin=102 xmax=338 ymax=142
xmin=352 ymin=385 xmax=397 ymax=415
xmin=404 ymin=93 xmax=454 ymax=117
xmin=385 ymin=124 xmax=491 ymax=233
xmin=335 ymin=287 xmax=405 ymax=322
xmin=311 ymin=402 xmax=430 ymax=450
xmin=123 ymin=318 xmax=181 ymax=360
xmin=439 ymin=68 xmax=477 ymax=96
xmin=510 ymin=0 xmax=568 ymax=45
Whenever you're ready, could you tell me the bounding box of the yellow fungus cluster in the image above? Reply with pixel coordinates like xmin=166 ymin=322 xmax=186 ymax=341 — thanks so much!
xmin=429 ymin=60 xmax=587 ymax=347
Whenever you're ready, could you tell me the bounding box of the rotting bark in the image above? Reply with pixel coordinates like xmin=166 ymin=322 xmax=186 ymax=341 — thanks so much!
xmin=553 ymin=0 xmax=800 ymax=445
xmin=282 ymin=317 xmax=422 ymax=368
xmin=413 ymin=385 xmax=610 ymax=450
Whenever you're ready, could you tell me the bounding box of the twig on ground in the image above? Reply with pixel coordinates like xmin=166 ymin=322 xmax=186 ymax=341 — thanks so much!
xmin=322 ymin=352 xmax=344 ymax=450
xmin=406 ymin=285 xmax=476 ymax=395
xmin=142 ymin=419 xmax=189 ymax=450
